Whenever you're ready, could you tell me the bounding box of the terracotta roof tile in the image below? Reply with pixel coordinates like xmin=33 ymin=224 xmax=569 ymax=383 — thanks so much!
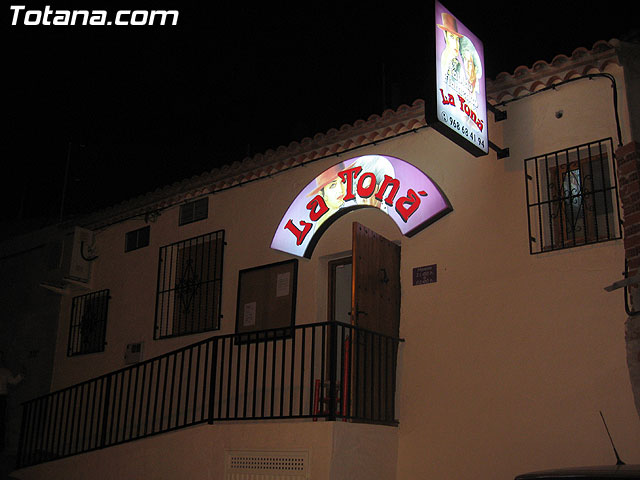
xmin=487 ymin=39 xmax=618 ymax=103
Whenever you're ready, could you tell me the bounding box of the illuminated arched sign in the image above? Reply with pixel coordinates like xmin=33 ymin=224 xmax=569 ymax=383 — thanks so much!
xmin=271 ymin=155 xmax=452 ymax=258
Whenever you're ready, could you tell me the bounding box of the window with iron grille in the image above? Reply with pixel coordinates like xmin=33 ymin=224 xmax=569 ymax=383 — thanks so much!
xmin=524 ymin=138 xmax=622 ymax=254
xmin=68 ymin=289 xmax=110 ymax=356
xmin=125 ymin=225 xmax=150 ymax=252
xmin=154 ymin=230 xmax=224 ymax=339
xmin=179 ymin=197 xmax=208 ymax=226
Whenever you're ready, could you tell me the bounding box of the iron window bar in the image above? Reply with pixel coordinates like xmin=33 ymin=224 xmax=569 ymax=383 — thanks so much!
xmin=67 ymin=289 xmax=111 ymax=356
xmin=154 ymin=230 xmax=225 ymax=339
xmin=525 ymin=138 xmax=622 ymax=254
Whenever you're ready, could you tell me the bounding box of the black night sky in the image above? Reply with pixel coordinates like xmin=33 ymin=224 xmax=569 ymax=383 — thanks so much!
xmin=5 ymin=1 xmax=638 ymax=227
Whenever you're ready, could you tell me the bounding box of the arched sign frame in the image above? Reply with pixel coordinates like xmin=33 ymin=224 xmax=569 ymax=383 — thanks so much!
xmin=271 ymin=154 xmax=453 ymax=258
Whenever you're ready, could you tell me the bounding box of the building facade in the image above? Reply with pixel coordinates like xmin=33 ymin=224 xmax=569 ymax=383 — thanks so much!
xmin=3 ymin=38 xmax=640 ymax=479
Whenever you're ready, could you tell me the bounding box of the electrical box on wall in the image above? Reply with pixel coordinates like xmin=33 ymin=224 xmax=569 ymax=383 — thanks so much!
xmin=125 ymin=342 xmax=144 ymax=365
xmin=40 ymin=226 xmax=97 ymax=294
xmin=62 ymin=226 xmax=95 ymax=283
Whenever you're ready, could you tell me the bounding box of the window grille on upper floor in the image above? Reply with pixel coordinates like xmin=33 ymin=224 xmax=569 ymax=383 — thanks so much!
xmin=524 ymin=138 xmax=622 ymax=254
xmin=154 ymin=230 xmax=224 ymax=339
xmin=68 ymin=289 xmax=110 ymax=356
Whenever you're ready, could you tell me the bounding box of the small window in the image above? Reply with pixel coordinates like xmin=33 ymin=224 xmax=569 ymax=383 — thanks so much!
xmin=525 ymin=138 xmax=622 ymax=254
xmin=179 ymin=197 xmax=208 ymax=226
xmin=154 ymin=230 xmax=224 ymax=339
xmin=68 ymin=289 xmax=110 ymax=356
xmin=125 ymin=226 xmax=150 ymax=252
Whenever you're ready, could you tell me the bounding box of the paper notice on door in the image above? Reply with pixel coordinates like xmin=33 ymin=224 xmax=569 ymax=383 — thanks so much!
xmin=276 ymin=272 xmax=290 ymax=297
xmin=243 ymin=302 xmax=257 ymax=326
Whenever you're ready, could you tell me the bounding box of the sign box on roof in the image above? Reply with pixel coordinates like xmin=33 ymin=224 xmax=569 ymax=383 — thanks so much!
xmin=425 ymin=1 xmax=488 ymax=157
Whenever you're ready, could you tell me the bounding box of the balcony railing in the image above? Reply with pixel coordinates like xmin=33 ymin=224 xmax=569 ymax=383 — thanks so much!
xmin=17 ymin=321 xmax=401 ymax=468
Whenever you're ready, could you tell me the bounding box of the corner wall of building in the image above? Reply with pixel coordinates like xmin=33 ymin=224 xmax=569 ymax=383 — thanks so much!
xmin=615 ymin=141 xmax=640 ymax=418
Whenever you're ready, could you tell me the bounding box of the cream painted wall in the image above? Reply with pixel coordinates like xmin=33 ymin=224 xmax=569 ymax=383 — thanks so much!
xmin=12 ymin=421 xmax=397 ymax=480
xmin=42 ymin=62 xmax=639 ymax=480
xmin=391 ymin=65 xmax=639 ymax=479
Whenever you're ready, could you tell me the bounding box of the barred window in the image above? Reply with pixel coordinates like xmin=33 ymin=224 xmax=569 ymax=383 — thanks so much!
xmin=525 ymin=138 xmax=622 ymax=254
xmin=154 ymin=230 xmax=224 ymax=339
xmin=68 ymin=289 xmax=110 ymax=356
xmin=125 ymin=225 xmax=150 ymax=252
xmin=179 ymin=197 xmax=208 ymax=226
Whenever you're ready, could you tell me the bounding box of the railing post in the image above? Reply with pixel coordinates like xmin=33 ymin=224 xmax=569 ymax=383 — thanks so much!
xmin=207 ymin=338 xmax=218 ymax=425
xmin=16 ymin=401 xmax=29 ymax=468
xmin=328 ymin=322 xmax=337 ymax=421
xmin=100 ymin=376 xmax=112 ymax=448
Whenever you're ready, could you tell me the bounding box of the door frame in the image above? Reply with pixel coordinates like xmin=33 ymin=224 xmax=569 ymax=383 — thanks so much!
xmin=327 ymin=256 xmax=353 ymax=324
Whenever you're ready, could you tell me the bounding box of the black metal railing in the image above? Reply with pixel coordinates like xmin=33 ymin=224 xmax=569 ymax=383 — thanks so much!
xmin=17 ymin=321 xmax=401 ymax=468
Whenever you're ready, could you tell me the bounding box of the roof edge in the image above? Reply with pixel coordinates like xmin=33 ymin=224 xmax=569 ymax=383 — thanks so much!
xmin=9 ymin=39 xmax=626 ymax=234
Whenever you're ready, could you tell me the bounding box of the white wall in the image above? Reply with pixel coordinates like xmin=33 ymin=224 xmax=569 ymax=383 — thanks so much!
xmin=13 ymin=421 xmax=398 ymax=480
xmin=43 ymin=62 xmax=639 ymax=480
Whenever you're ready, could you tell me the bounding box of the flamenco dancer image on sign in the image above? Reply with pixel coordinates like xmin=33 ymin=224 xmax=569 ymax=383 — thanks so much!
xmin=307 ymin=162 xmax=348 ymax=230
xmin=306 ymin=156 xmax=396 ymax=230
xmin=438 ymin=12 xmax=464 ymax=87
xmin=437 ymin=12 xmax=481 ymax=101
xmin=437 ymin=11 xmax=483 ymax=129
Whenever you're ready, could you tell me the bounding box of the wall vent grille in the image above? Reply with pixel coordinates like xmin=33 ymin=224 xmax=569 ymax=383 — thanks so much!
xmin=225 ymin=450 xmax=309 ymax=479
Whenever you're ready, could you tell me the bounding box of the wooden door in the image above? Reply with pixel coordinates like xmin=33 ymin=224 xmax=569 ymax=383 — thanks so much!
xmin=350 ymin=222 xmax=400 ymax=422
